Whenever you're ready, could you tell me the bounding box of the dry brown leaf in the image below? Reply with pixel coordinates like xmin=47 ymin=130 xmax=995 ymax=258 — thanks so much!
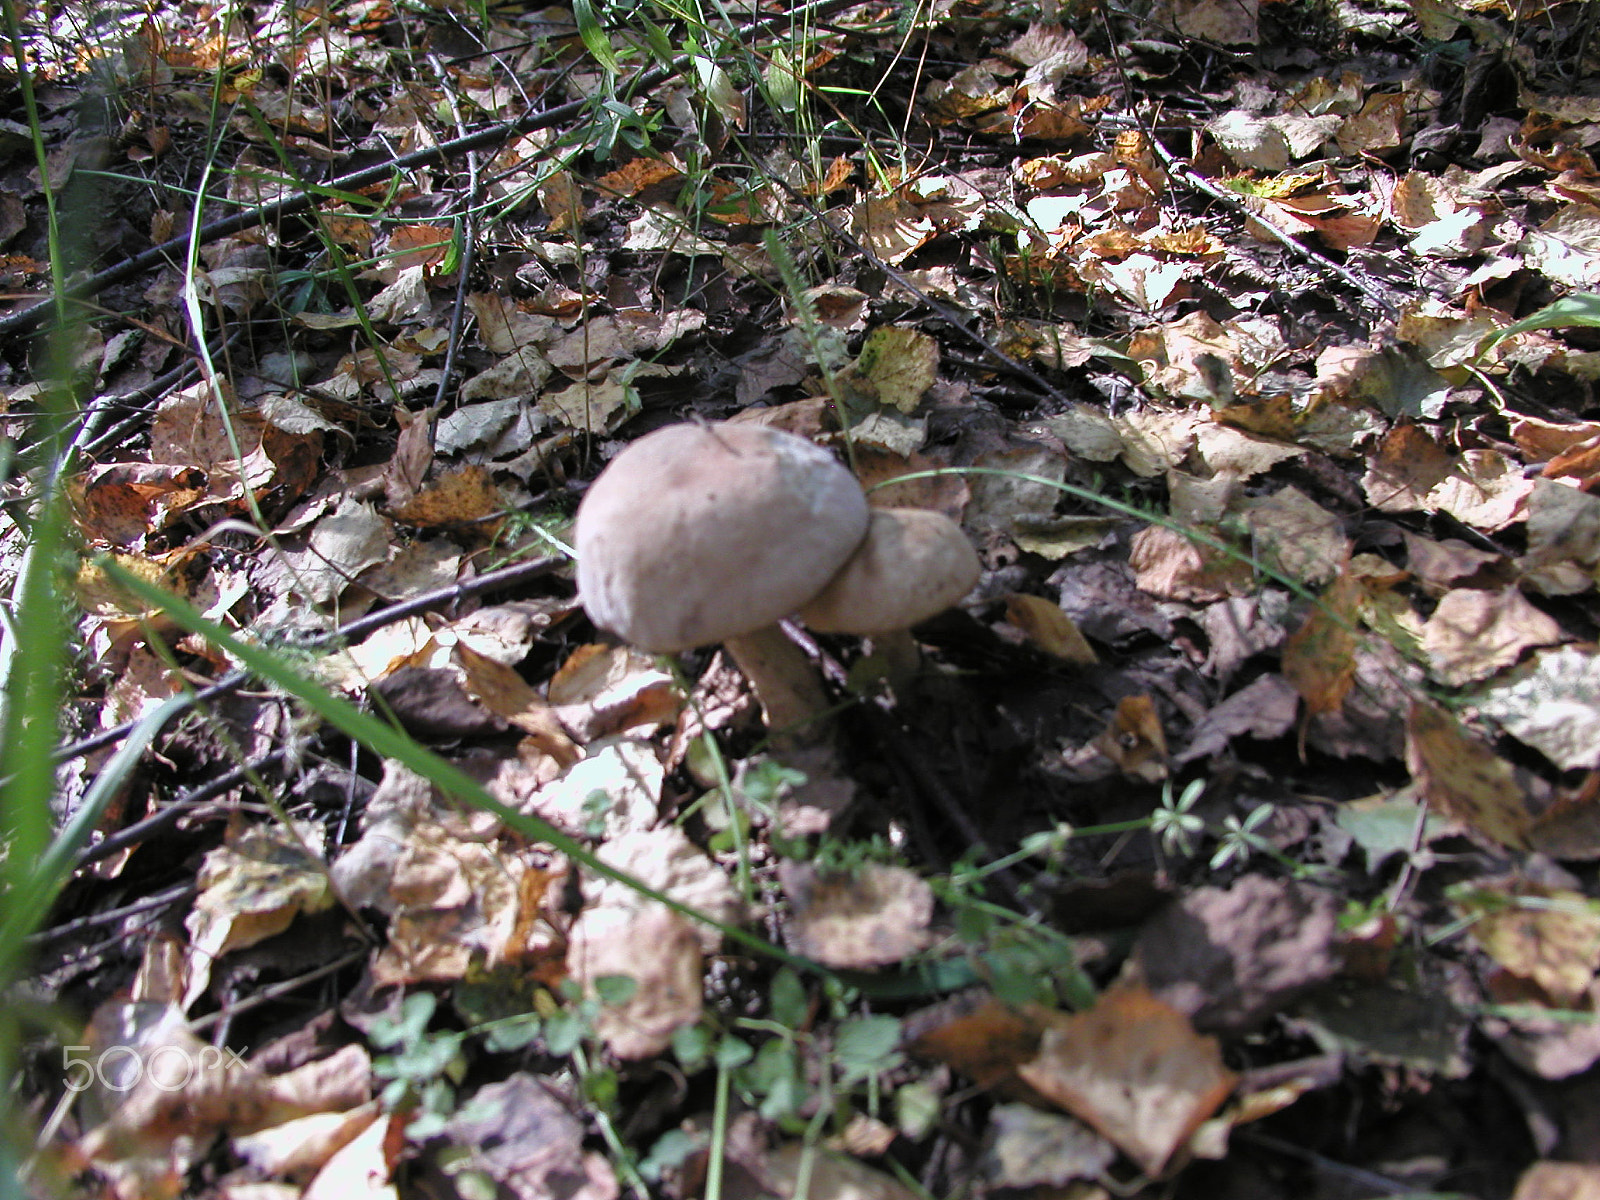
xmin=1239 ymin=486 xmax=1349 ymax=585
xmin=390 ymin=464 xmax=502 ymax=528
xmin=763 ymin=1143 xmax=924 ymax=1200
xmin=547 ymin=642 xmax=682 ymax=742
xmin=1420 ymin=586 xmax=1563 ymax=686
xmin=1511 ymin=414 xmax=1600 ymax=462
xmin=453 ymin=643 xmax=581 ymax=766
xmin=539 ymin=371 xmax=644 ymax=434
xmin=149 ymin=382 xmax=322 ymax=509
xmin=596 ymin=156 xmax=681 ymax=197
xmin=1093 ymin=694 xmax=1168 ymax=782
xmin=1455 ymin=880 xmax=1600 ymax=1008
xmin=1191 ymin=421 xmax=1301 ymax=477
xmin=1016 ymin=985 xmax=1236 ymax=1177
xmin=1478 ymin=647 xmax=1600 ymax=771
xmin=1281 ymin=574 xmax=1361 ymax=717
xmin=982 ymin=1102 xmax=1117 ymax=1189
xmin=1428 ymin=449 xmax=1533 ymax=530
xmin=1129 ymin=525 xmax=1254 ymax=602
xmin=74 ymin=1003 xmax=368 ymax=1172
xmin=71 ymin=463 xmax=207 ymax=548
xmin=904 ymin=993 xmax=1051 ymax=1097
xmin=1406 ymin=699 xmax=1535 ymax=849
xmin=1402 ymin=531 xmax=1502 ymax=595
xmin=441 ymin=1075 xmax=619 ymax=1200
xmin=1178 ymin=674 xmax=1300 ymax=764
xmin=1004 ymin=593 xmax=1098 ymax=663
xmin=1521 ymin=479 xmax=1600 ymax=594
xmin=184 ymin=820 xmax=333 ymax=1009
xmin=333 ymin=785 xmax=540 ymax=985
xmin=1361 ymin=422 xmax=1455 ymax=511
xmin=544 ymin=310 xmax=706 ymax=378
xmin=855 ymin=325 xmax=940 ymax=414
xmin=280 ymin=497 xmax=396 ymax=604
xmin=531 ymin=737 xmax=664 ymax=838
xmin=1514 ymin=1162 xmax=1600 ymax=1200
xmin=779 ymin=860 xmax=933 ymax=968
xmin=303 ymin=1109 xmax=402 ymax=1200
xmin=1335 ymin=91 xmax=1407 ymax=155
xmin=849 ymin=191 xmax=939 ymax=263
xmin=1131 ymin=876 xmax=1341 ymax=1033
xmin=567 ymin=902 xmax=704 ymax=1060
xmin=579 ymin=826 xmax=745 ymax=952
xmin=467 ymin=293 xmax=560 ymax=356
xmin=356 ymin=538 xmax=462 ymax=601
xmin=384 ymin=223 xmax=451 ymax=272
xmin=232 ymin=1100 xmax=383 ymax=1181
xmin=1115 ymin=409 xmax=1202 ymax=476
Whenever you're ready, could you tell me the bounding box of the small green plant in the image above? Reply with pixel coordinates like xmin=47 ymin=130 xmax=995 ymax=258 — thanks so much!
xmin=1152 ymin=777 xmax=1208 ymax=859
xmin=1209 ymin=802 xmax=1279 ymax=871
xmin=369 ymin=992 xmax=467 ymax=1138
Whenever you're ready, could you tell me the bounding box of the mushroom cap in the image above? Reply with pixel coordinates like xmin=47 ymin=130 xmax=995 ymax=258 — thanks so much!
xmin=575 ymin=422 xmax=871 ymax=653
xmin=798 ymin=507 xmax=980 ymax=635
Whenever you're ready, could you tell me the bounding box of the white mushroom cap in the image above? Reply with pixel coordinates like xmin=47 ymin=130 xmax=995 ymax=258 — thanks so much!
xmin=575 ymin=422 xmax=871 ymax=653
xmin=798 ymin=507 xmax=980 ymax=635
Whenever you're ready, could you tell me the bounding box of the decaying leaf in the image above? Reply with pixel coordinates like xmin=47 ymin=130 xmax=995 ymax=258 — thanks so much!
xmin=1280 ymin=574 xmax=1361 ymax=717
xmin=1477 ymin=647 xmax=1600 ymax=770
xmin=854 ymin=326 xmax=940 ymax=414
xmin=1004 ymin=592 xmax=1098 ymax=663
xmin=185 ymin=820 xmax=334 ymax=1008
xmin=568 ymin=903 xmax=704 ymax=1060
xmin=1131 ymin=876 xmax=1341 ymax=1033
xmin=981 ymin=1102 xmax=1117 ymax=1189
xmin=779 ymin=861 xmax=934 ymax=968
xmin=1093 ymin=693 xmax=1168 ymax=782
xmin=1453 ymin=879 xmax=1600 ymax=1008
xmin=1016 ymin=985 xmax=1236 ymax=1177
xmin=762 ymin=1143 xmax=923 ymax=1200
xmin=1420 ymin=586 xmax=1563 ymax=687
xmin=1406 ymin=699 xmax=1534 ymax=849
xmin=440 ymin=1074 xmax=619 ymax=1200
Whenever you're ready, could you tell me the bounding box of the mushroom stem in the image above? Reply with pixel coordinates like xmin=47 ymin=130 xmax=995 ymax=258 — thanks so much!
xmin=724 ymin=624 xmax=833 ymax=746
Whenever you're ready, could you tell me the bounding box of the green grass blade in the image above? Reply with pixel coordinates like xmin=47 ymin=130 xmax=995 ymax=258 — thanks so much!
xmin=94 ymin=556 xmax=827 ymax=977
xmin=1474 ymin=292 xmax=1600 ymax=358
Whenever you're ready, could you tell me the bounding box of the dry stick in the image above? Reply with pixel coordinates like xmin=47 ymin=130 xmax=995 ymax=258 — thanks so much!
xmin=27 ymin=880 xmax=195 ymax=944
xmin=1090 ymin=0 xmax=1400 ymax=322
xmin=0 ymin=0 xmax=867 ymax=343
xmin=47 ymin=552 xmax=560 ymax=772
xmin=71 ymin=748 xmax=288 ymax=870
xmin=425 ymin=50 xmax=484 ymax=427
xmin=187 ymin=949 xmax=368 ymax=1034
xmin=1143 ymin=136 xmax=1404 ymax=322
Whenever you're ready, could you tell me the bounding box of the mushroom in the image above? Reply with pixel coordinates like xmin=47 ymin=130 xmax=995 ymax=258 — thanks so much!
xmin=574 ymin=422 xmax=981 ymax=741
xmin=797 ymin=506 xmax=981 ymax=689
xmin=574 ymin=421 xmax=871 ymax=740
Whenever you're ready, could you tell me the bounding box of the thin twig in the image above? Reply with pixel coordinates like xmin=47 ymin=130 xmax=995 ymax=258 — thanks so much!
xmin=27 ymin=881 xmax=194 ymax=944
xmin=0 ymin=0 xmax=867 ymax=342
xmin=1144 ymin=137 xmax=1403 ymax=321
xmin=71 ymin=749 xmax=288 ymax=869
xmin=47 ymin=552 xmax=561 ymax=772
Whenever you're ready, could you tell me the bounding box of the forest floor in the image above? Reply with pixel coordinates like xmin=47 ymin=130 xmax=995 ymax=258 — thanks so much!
xmin=6 ymin=0 xmax=1600 ymax=1195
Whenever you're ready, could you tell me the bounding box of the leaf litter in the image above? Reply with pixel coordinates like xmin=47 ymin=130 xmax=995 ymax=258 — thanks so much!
xmin=8 ymin=0 xmax=1600 ymax=1194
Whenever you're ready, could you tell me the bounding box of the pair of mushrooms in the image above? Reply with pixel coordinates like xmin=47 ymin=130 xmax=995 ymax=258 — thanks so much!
xmin=574 ymin=422 xmax=980 ymax=740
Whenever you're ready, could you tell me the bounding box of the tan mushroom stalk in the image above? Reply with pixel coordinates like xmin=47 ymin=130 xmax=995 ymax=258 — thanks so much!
xmin=798 ymin=507 xmax=981 ymax=690
xmin=574 ymin=422 xmax=871 ymax=741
